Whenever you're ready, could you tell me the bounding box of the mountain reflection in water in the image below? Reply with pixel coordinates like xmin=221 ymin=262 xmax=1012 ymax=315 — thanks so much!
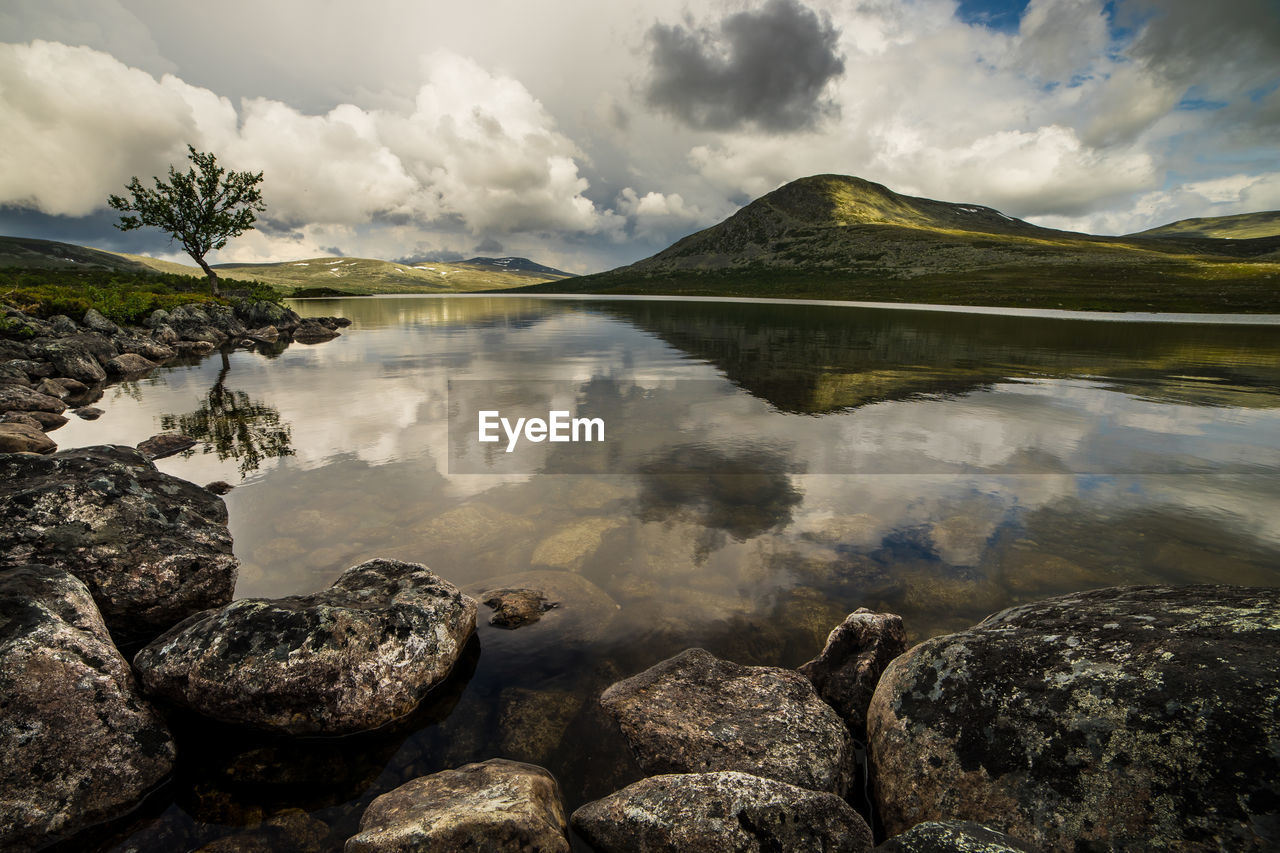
xmin=55 ymin=295 xmax=1278 ymax=852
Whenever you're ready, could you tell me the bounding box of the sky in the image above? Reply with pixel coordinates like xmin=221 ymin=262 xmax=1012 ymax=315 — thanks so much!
xmin=1 ymin=0 xmax=1278 ymax=273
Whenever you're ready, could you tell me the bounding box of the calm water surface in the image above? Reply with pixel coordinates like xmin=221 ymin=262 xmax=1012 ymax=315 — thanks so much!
xmin=58 ymin=295 xmax=1280 ymax=851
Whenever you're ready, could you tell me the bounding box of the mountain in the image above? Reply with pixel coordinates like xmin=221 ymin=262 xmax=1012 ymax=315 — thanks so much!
xmin=521 ymin=174 xmax=1280 ymax=312
xmin=1130 ymin=211 xmax=1280 ymax=240
xmin=0 ymin=237 xmax=570 ymax=295
xmin=461 ymin=256 xmax=572 ymax=277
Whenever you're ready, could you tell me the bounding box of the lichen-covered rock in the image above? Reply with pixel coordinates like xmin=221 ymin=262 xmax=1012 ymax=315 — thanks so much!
xmin=106 ymin=352 xmax=159 ymax=375
xmin=868 ymin=585 xmax=1280 ymax=851
xmin=345 ymin=758 xmax=569 ymax=853
xmin=0 ymin=565 xmax=175 ymax=850
xmin=872 ymin=821 xmax=1036 ymax=852
xmin=600 ymin=648 xmax=852 ymax=794
xmin=234 ymin=300 xmax=301 ymax=332
xmin=571 ymin=771 xmax=873 ymax=853
xmin=134 ymin=558 xmax=477 ymax=735
xmin=0 ymin=421 xmax=57 ymax=453
xmin=81 ymin=308 xmax=120 ymax=336
xmin=0 ymin=445 xmax=238 ymax=643
xmin=799 ymin=608 xmax=907 ymax=736
xmin=137 ymin=432 xmax=196 ymax=460
xmin=29 ymin=332 xmax=116 ymax=384
xmin=0 ymin=383 xmax=67 ymax=414
xmin=291 ymin=319 xmax=341 ymax=343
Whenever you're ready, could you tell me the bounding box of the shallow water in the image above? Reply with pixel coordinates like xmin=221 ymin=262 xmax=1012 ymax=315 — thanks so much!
xmin=56 ymin=295 xmax=1280 ymax=851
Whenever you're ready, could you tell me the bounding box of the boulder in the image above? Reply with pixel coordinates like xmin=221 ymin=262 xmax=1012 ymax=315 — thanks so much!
xmin=799 ymin=608 xmax=907 ymax=737
xmin=134 ymin=558 xmax=477 ymax=735
xmin=174 ymin=340 xmax=217 ymax=356
xmin=27 ymin=410 xmax=70 ymax=431
xmin=345 ymin=759 xmax=569 ymax=853
xmin=481 ymin=587 xmax=558 ymax=628
xmin=106 ymin=352 xmax=159 ymax=375
xmin=234 ymin=300 xmax=301 ymax=332
xmin=867 ymin=585 xmax=1280 ymax=850
xmin=0 ymin=384 xmax=67 ymax=414
xmin=81 ymin=307 xmax=120 ymax=335
xmin=38 ymin=376 xmax=89 ymax=400
xmin=572 ymin=771 xmax=873 ymax=853
xmin=0 ymin=445 xmax=239 ymax=643
xmin=0 ymin=411 xmax=42 ymax=429
xmin=0 ymin=422 xmax=57 ymax=453
xmin=165 ymin=305 xmax=228 ymax=343
xmin=291 ymin=319 xmax=340 ymax=343
xmin=205 ymin=480 xmax=234 ymax=495
xmin=49 ymin=314 xmax=78 ymax=335
xmin=11 ymin=359 xmax=53 ymax=380
xmin=872 ymin=821 xmax=1036 ymax=852
xmin=28 ymin=335 xmax=110 ymax=384
xmin=137 ymin=432 xmax=197 ymax=460
xmin=112 ymin=333 xmax=176 ymax=362
xmin=75 ymin=406 xmax=105 ymax=420
xmin=600 ymin=648 xmax=852 ymax=794
xmin=0 ymin=566 xmax=175 ymax=850
xmin=245 ymin=325 xmax=279 ymax=344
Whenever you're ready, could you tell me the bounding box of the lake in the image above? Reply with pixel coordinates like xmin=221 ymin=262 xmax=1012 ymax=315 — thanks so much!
xmin=58 ymin=294 xmax=1280 ymax=851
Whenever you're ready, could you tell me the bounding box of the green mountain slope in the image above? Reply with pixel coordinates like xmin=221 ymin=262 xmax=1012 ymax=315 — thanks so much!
xmin=0 ymin=236 xmax=571 ymax=295
xmin=522 ymin=175 xmax=1280 ymax=312
xmin=1131 ymin=211 xmax=1280 ymax=240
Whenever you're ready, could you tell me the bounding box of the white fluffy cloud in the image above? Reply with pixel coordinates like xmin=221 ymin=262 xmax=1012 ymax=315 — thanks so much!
xmin=0 ymin=42 xmax=610 ymax=241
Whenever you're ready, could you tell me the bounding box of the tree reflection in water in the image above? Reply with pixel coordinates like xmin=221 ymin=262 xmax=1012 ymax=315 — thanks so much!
xmin=160 ymin=350 xmax=294 ymax=476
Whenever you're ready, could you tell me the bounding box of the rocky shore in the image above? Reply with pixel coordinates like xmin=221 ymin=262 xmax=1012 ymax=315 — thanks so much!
xmin=0 ymin=297 xmax=350 ymax=456
xmin=2 ymin=315 xmax=1279 ymax=849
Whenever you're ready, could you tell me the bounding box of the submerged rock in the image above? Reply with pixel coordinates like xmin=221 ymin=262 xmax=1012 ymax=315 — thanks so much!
xmin=137 ymin=432 xmax=197 ymax=460
xmin=872 ymin=821 xmax=1036 ymax=852
xmin=799 ymin=608 xmax=907 ymax=737
xmin=134 ymin=558 xmax=477 ymax=735
xmin=481 ymin=587 xmax=558 ymax=628
xmin=291 ymin=319 xmax=340 ymax=343
xmin=346 ymin=758 xmax=569 ymax=853
xmin=571 ymin=771 xmax=873 ymax=853
xmin=0 ymin=565 xmax=175 ymax=850
xmin=0 ymin=445 xmax=238 ymax=643
xmin=600 ymin=648 xmax=852 ymax=794
xmin=464 ymin=570 xmax=619 ymax=646
xmin=868 ymin=585 xmax=1280 ymax=850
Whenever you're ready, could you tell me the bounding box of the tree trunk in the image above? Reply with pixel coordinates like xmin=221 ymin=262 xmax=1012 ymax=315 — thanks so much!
xmin=191 ymin=254 xmax=221 ymax=297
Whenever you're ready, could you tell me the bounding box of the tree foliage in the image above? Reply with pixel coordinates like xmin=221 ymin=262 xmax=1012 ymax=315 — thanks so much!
xmin=108 ymin=146 xmax=266 ymax=296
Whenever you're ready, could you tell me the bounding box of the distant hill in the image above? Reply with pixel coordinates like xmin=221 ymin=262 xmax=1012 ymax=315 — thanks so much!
xmin=1130 ymin=211 xmax=1280 ymax=240
xmin=0 ymin=236 xmax=570 ymax=295
xmin=461 ymin=256 xmax=573 ymax=277
xmin=520 ymin=174 xmax=1280 ymax=312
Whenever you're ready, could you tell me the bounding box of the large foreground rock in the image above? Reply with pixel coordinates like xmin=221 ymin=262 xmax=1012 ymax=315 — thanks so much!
xmin=868 ymin=585 xmax=1280 ymax=851
xmin=0 ymin=445 xmax=238 ymax=644
xmin=0 ymin=421 xmax=57 ymax=454
xmin=600 ymin=648 xmax=852 ymax=794
xmin=134 ymin=559 xmax=477 ymax=735
xmin=0 ymin=566 xmax=175 ymax=850
xmin=346 ymin=758 xmax=569 ymax=852
xmin=572 ymin=771 xmax=873 ymax=853
xmin=799 ymin=608 xmax=907 ymax=737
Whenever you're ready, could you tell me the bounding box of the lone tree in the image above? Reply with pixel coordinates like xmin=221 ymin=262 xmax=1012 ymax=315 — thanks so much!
xmin=109 ymin=145 xmax=265 ymax=296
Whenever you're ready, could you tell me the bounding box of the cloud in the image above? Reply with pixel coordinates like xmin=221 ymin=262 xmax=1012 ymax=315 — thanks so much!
xmin=474 ymin=237 xmax=504 ymax=254
xmin=643 ymin=0 xmax=845 ymax=132
xmin=0 ymin=42 xmax=612 ymax=240
xmin=616 ymin=187 xmax=711 ymax=240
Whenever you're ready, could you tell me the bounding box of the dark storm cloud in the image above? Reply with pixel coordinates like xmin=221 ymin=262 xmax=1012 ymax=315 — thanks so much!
xmin=1121 ymin=0 xmax=1280 ymax=94
xmin=0 ymin=207 xmax=177 ymax=255
xmin=474 ymin=237 xmax=504 ymax=253
xmin=643 ymin=0 xmax=845 ymax=132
